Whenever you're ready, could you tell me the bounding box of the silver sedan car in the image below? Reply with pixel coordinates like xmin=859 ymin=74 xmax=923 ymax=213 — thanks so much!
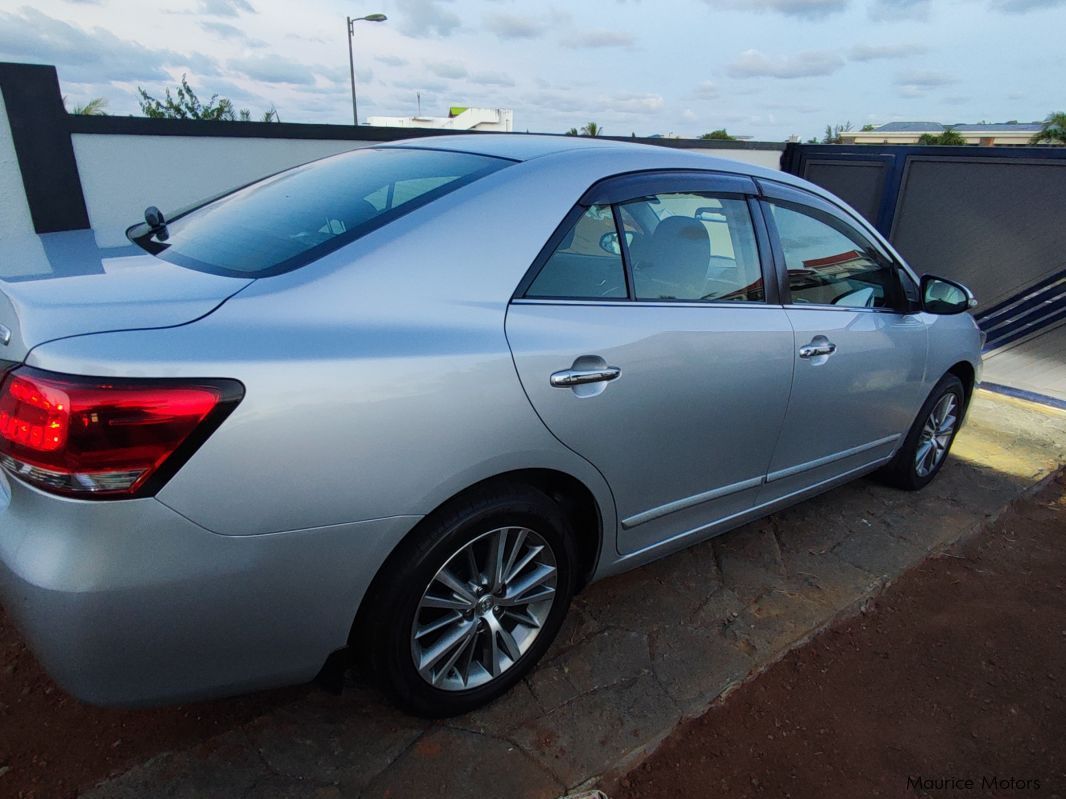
xmin=0 ymin=135 xmax=981 ymax=716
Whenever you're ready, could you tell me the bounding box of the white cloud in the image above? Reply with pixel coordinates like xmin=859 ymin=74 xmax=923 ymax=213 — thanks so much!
xmin=606 ymin=92 xmax=665 ymax=114
xmin=424 ymin=60 xmax=467 ymax=79
xmin=728 ymin=49 xmax=845 ymax=78
xmin=470 ymin=71 xmax=516 ymax=87
xmin=849 ymin=42 xmax=927 ymax=60
xmin=704 ymin=0 xmax=848 ymax=18
xmin=483 ymin=13 xmax=549 ymax=39
xmin=989 ymin=0 xmax=1066 ymax=10
xmin=562 ymin=30 xmax=634 ymax=48
xmin=375 ymin=54 xmax=408 ymax=67
xmin=395 ymin=0 xmax=461 ymax=37
xmin=894 ymin=68 xmax=957 ymax=96
xmin=228 ymin=54 xmax=317 ymax=85
xmin=0 ymin=7 xmax=219 ymax=83
xmin=691 ymin=81 xmax=720 ymax=99
xmin=197 ymin=0 xmax=255 ymax=17
xmin=869 ymin=0 xmax=931 ymax=20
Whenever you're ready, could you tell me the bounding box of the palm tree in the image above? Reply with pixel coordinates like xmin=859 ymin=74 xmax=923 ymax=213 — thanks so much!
xmin=564 ymin=127 xmax=579 ymax=136
xmin=1030 ymin=112 xmax=1066 ymax=144
xmin=68 ymin=97 xmax=108 ymax=116
xmin=580 ymin=121 xmax=603 ymax=137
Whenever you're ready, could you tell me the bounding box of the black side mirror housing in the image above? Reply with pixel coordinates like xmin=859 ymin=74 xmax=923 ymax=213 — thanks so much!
xmin=921 ymin=274 xmax=977 ymax=315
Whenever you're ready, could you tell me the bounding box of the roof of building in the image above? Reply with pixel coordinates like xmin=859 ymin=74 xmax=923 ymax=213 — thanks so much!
xmin=873 ymin=121 xmax=1043 ymax=133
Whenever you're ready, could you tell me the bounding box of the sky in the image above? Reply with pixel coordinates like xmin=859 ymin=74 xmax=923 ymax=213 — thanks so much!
xmin=0 ymin=0 xmax=1062 ymax=140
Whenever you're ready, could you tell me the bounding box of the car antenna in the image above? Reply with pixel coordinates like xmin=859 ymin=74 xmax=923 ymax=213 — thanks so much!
xmin=144 ymin=205 xmax=169 ymax=241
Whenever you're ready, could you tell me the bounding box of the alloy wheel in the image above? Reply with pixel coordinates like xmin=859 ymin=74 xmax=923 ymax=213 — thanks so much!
xmin=410 ymin=526 xmax=558 ymax=691
xmin=915 ymin=393 xmax=958 ymax=477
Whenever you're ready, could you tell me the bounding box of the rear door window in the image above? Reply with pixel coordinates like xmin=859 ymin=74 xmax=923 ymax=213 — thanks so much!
xmin=129 ymin=148 xmax=511 ymax=277
xmin=622 ymin=193 xmax=764 ymax=302
xmin=525 ymin=205 xmax=629 ymax=299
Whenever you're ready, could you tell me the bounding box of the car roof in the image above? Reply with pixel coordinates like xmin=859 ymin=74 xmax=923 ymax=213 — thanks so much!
xmin=381 ymin=133 xmax=632 ymax=162
xmin=381 ymin=132 xmax=795 ymax=187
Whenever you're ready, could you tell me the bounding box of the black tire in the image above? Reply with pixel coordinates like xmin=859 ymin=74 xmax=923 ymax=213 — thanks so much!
xmin=877 ymin=373 xmax=965 ymax=491
xmin=358 ymin=482 xmax=577 ymax=717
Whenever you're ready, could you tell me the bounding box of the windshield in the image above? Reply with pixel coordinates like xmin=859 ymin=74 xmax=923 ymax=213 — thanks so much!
xmin=128 ymin=147 xmax=512 ymax=277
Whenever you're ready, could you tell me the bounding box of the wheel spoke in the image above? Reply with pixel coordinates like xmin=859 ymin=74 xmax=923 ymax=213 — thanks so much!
xmin=465 ymin=546 xmax=481 ymax=584
xmin=501 ymin=563 xmax=557 ymax=604
xmin=420 ymin=594 xmax=470 ymax=612
xmin=504 ymin=544 xmax=543 ymax=585
xmin=415 ymin=611 xmax=463 ymax=640
xmin=486 ymin=529 xmax=507 ymax=594
xmin=488 ymin=612 xmax=523 ymax=662
xmin=418 ymin=619 xmax=476 ymax=677
xmin=434 ymin=567 xmax=476 ymax=604
xmin=501 ymin=529 xmax=528 ymax=585
xmin=431 ymin=624 xmax=478 ymax=686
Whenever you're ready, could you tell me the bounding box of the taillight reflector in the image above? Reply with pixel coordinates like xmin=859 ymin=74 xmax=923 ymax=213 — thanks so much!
xmin=0 ymin=367 xmax=242 ymax=498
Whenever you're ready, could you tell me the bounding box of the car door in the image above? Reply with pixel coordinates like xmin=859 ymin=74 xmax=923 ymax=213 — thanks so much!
xmin=506 ymin=172 xmax=795 ymax=556
xmin=755 ymin=180 xmax=928 ymax=505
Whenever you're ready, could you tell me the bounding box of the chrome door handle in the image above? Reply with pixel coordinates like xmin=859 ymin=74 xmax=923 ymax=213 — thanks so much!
xmin=550 ymin=366 xmax=621 ymax=387
xmin=799 ymin=341 xmax=837 ymax=358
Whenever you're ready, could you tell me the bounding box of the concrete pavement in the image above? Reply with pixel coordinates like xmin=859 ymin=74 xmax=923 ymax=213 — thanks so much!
xmin=86 ymin=390 xmax=1066 ymax=799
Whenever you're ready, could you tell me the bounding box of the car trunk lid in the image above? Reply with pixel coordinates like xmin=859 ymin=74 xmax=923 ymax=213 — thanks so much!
xmin=0 ymin=250 xmax=253 ymax=363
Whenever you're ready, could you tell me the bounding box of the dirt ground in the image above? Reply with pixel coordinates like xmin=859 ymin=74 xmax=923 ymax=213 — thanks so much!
xmin=0 ymin=619 xmax=306 ymax=799
xmin=611 ymin=471 xmax=1066 ymax=799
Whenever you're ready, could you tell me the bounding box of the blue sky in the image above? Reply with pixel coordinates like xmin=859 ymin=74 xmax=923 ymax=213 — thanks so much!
xmin=0 ymin=0 xmax=1062 ymax=139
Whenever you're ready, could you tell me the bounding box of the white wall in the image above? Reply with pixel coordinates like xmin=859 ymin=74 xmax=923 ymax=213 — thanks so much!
xmin=0 ymin=90 xmax=38 ymax=246
xmin=4 ymin=127 xmax=782 ymax=252
xmin=688 ymin=147 xmax=783 ymax=171
xmin=71 ymin=134 xmax=370 ymax=247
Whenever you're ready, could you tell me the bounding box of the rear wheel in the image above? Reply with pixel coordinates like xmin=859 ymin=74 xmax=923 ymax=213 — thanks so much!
xmin=878 ymin=373 xmax=965 ymax=491
xmin=360 ymin=483 xmax=576 ymax=717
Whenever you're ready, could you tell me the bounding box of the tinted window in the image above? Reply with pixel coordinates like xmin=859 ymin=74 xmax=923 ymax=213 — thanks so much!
xmin=622 ymin=193 xmax=764 ymax=302
xmin=130 ymin=148 xmax=510 ymax=277
xmin=769 ymin=202 xmax=902 ymax=309
xmin=526 ymin=205 xmax=628 ymax=299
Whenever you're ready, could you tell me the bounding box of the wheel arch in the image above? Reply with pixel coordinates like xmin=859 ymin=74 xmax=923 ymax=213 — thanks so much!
xmin=347 ymin=467 xmax=605 ymax=653
xmin=946 ymin=359 xmax=977 ymax=412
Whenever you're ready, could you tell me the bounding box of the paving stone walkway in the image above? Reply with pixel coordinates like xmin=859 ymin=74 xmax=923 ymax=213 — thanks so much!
xmin=87 ymin=391 xmax=1066 ymax=799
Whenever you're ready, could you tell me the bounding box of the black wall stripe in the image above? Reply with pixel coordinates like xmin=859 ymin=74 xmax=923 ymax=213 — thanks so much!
xmin=0 ymin=62 xmax=90 ymax=234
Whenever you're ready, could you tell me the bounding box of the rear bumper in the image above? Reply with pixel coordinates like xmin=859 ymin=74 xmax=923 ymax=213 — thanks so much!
xmin=0 ymin=472 xmax=418 ymax=706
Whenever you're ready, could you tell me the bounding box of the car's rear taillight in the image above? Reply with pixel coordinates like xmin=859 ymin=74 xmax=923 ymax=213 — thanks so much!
xmin=0 ymin=367 xmax=242 ymax=498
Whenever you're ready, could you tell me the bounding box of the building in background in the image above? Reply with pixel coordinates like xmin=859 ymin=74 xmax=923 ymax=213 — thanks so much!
xmin=366 ymin=106 xmax=513 ymax=132
xmin=843 ymin=121 xmax=1043 ymax=146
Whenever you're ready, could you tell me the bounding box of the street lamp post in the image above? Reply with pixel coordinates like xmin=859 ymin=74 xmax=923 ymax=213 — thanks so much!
xmin=346 ymin=13 xmax=387 ymax=126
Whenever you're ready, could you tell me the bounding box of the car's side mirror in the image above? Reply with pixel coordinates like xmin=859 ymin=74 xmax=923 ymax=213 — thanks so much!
xmin=599 ymin=230 xmax=634 ymax=255
xmin=921 ymin=274 xmax=977 ymax=315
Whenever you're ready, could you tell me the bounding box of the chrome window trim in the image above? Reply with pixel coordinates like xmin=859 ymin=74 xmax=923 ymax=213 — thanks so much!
xmin=782 ymin=303 xmax=914 ymax=315
xmin=510 ymin=298 xmax=787 ymax=310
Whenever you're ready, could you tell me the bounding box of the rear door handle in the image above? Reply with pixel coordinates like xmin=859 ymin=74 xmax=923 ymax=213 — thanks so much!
xmin=799 ymin=339 xmax=837 ymax=358
xmin=550 ymin=366 xmax=621 ymax=387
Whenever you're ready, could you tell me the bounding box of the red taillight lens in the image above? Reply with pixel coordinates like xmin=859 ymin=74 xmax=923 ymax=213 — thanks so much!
xmin=0 ymin=368 xmax=243 ymax=498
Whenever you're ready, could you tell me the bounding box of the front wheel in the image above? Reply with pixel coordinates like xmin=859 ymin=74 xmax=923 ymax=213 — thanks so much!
xmin=878 ymin=373 xmax=965 ymax=491
xmin=360 ymin=483 xmax=576 ymax=717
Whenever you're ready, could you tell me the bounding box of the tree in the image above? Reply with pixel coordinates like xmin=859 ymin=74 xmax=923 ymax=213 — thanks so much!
xmin=1030 ymin=112 xmax=1066 ymax=144
xmin=139 ymin=75 xmax=236 ymax=120
xmin=67 ymin=97 xmax=108 ymax=116
xmin=918 ymin=127 xmax=966 ymax=145
xmin=699 ymin=128 xmax=736 ymax=141
xmin=821 ymin=121 xmax=853 ymax=144
xmin=580 ymin=121 xmax=603 ymax=137
xmin=861 ymin=123 xmax=875 ymax=132
xmin=565 ymin=127 xmax=579 ymax=136
xmin=138 ymin=76 xmax=278 ymax=123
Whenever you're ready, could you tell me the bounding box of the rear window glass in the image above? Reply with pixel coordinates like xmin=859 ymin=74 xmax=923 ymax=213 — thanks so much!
xmin=129 ymin=148 xmax=511 ymax=277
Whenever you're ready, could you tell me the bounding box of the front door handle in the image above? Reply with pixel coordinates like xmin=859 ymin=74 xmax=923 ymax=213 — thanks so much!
xmin=550 ymin=366 xmax=621 ymax=387
xmin=799 ymin=339 xmax=837 ymax=358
